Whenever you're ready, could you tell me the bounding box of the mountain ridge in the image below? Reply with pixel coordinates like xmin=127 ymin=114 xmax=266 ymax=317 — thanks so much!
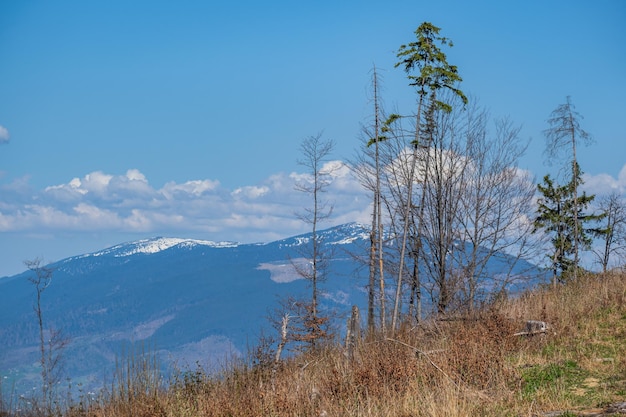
xmin=0 ymin=221 xmax=542 ymax=397
xmin=0 ymin=222 xmax=373 ymax=395
xmin=74 ymin=236 xmax=242 ymax=259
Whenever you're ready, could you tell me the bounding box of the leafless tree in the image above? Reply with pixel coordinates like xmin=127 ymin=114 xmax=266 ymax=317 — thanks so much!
xmin=373 ymin=111 xmax=420 ymax=323
xmin=292 ymin=133 xmax=336 ymax=348
xmin=416 ymin=99 xmax=539 ymax=314
xmin=377 ymin=94 xmax=539 ymax=318
xmin=453 ymin=105 xmax=537 ymax=311
xmin=356 ymin=123 xmax=425 ymax=331
xmin=25 ymin=258 xmax=68 ymax=413
xmin=353 ymin=65 xmax=389 ymax=333
xmin=594 ymin=192 xmax=626 ymax=272
xmin=417 ymin=96 xmax=468 ymax=314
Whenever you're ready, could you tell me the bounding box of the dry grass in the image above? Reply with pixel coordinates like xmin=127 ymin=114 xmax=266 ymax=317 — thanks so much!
xmin=7 ymin=271 xmax=626 ymax=417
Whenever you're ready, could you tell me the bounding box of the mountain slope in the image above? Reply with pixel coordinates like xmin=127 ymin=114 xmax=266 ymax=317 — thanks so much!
xmin=0 ymin=224 xmax=373 ymax=394
xmin=0 ymin=222 xmax=542 ymax=395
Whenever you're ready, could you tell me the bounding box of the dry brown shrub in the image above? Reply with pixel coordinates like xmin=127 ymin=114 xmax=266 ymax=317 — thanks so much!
xmin=350 ymin=336 xmax=422 ymax=396
xmin=442 ymin=311 xmax=520 ymax=390
xmin=46 ymin=271 xmax=626 ymax=417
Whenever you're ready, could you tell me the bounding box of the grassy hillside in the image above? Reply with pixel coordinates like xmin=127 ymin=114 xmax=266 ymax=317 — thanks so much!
xmin=3 ymin=271 xmax=625 ymax=417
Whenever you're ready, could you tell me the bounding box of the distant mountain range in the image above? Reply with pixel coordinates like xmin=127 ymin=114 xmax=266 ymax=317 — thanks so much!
xmin=0 ymin=222 xmax=543 ymax=396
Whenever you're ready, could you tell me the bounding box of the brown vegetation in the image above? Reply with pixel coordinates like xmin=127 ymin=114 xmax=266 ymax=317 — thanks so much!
xmin=4 ymin=271 xmax=625 ymax=417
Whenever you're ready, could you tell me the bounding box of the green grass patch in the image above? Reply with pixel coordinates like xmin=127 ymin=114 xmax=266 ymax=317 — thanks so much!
xmin=521 ymin=360 xmax=585 ymax=399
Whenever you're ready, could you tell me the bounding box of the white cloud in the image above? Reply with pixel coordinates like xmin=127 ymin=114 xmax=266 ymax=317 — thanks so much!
xmin=619 ymin=165 xmax=626 ymax=187
xmin=126 ymin=169 xmax=146 ymax=182
xmin=45 ymin=170 xmax=156 ymax=203
xmin=45 ymin=177 xmax=88 ymax=200
xmin=0 ymin=166 xmax=372 ymax=241
xmin=69 ymin=178 xmax=83 ymax=189
xmin=73 ymin=203 xmax=122 ymax=228
xmin=232 ymin=185 xmax=269 ymax=199
xmin=0 ymin=125 xmax=9 ymax=144
xmin=582 ymin=164 xmax=626 ymax=196
xmin=124 ymin=209 xmax=153 ymax=231
xmin=81 ymin=171 xmax=113 ymax=194
xmin=289 ymin=171 xmax=312 ymax=184
xmin=161 ymin=179 xmax=220 ymax=199
xmin=321 ymin=160 xmax=347 ymax=176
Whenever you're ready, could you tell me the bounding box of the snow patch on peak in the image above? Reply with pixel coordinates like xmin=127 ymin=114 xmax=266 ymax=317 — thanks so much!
xmin=330 ymin=234 xmax=368 ymax=245
xmin=87 ymin=237 xmax=239 ymax=258
xmin=274 ymin=222 xmax=370 ymax=248
xmin=325 ymin=222 xmax=369 ymax=244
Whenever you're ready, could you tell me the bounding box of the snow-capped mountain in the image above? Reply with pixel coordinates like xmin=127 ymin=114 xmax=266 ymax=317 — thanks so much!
xmin=0 ymin=223 xmax=374 ymax=395
xmin=0 ymin=222 xmax=543 ymax=396
xmin=79 ymin=237 xmax=240 ymax=258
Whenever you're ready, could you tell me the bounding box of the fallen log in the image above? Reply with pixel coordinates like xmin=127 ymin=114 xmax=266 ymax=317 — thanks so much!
xmin=513 ymin=320 xmax=549 ymax=336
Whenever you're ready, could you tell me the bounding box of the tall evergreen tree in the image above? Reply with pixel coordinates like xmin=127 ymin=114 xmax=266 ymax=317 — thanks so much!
xmin=543 ymin=97 xmax=593 ymax=280
xmin=534 ymin=164 xmax=604 ymax=284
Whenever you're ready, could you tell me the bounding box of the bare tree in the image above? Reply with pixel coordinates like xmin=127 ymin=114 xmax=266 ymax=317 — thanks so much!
xmin=371 ymin=112 xmax=419 ymax=321
xmin=355 ymin=103 xmax=419 ymax=331
xmin=418 ymin=96 xmax=468 ymax=314
xmin=25 ymin=258 xmax=68 ymax=413
xmin=407 ymin=94 xmax=437 ymax=323
xmin=454 ymin=106 xmax=537 ymax=310
xmin=381 ymin=96 xmax=539 ymax=316
xmin=292 ymin=133 xmax=336 ymax=348
xmin=354 ymin=65 xmax=389 ymax=333
xmin=370 ymin=67 xmax=387 ymax=334
xmin=594 ymin=192 xmax=626 ymax=272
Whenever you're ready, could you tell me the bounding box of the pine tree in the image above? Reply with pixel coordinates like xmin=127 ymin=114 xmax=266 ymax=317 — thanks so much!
xmin=543 ymin=97 xmax=593 ymax=279
xmin=534 ymin=164 xmax=604 ymax=283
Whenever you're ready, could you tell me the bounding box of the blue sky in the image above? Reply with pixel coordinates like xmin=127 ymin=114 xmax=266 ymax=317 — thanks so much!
xmin=1 ymin=0 xmax=625 ymax=277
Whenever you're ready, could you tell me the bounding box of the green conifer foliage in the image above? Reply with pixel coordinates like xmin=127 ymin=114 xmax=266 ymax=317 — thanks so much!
xmin=534 ymin=163 xmax=605 ymax=283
